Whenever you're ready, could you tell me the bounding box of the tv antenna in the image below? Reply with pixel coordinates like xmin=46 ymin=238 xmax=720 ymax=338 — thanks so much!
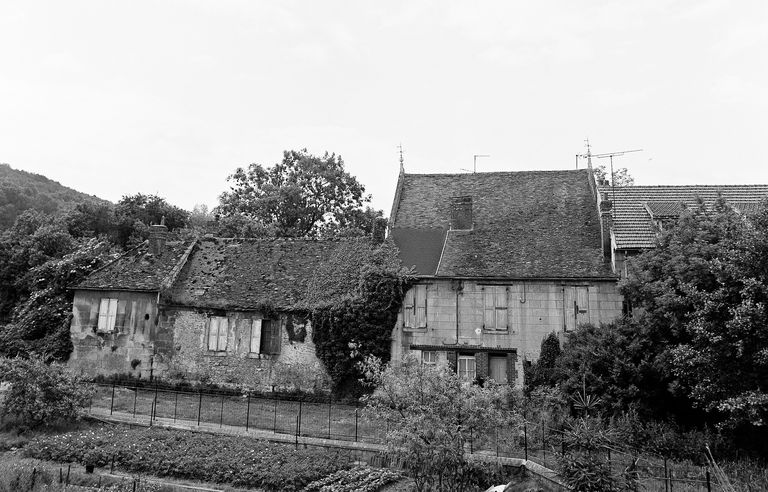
xmin=576 ymin=140 xmax=642 ymax=204
xmin=472 ymin=154 xmax=490 ymax=173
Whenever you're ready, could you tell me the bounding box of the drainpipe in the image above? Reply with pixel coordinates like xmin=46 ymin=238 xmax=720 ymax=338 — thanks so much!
xmin=454 ymin=280 xmax=463 ymax=344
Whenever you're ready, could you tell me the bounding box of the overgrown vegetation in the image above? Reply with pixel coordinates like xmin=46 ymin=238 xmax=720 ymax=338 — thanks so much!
xmin=23 ymin=425 xmax=352 ymax=491
xmin=361 ymin=356 xmax=511 ymax=492
xmin=304 ymin=466 xmax=403 ymax=492
xmin=308 ymin=240 xmax=411 ymax=395
xmin=0 ymin=356 xmax=93 ymax=428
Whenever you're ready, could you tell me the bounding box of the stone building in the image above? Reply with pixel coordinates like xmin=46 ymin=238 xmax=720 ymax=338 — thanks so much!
xmin=68 ymin=229 xmax=370 ymax=388
xmin=596 ymin=184 xmax=768 ymax=278
xmin=389 ymin=168 xmax=624 ymax=387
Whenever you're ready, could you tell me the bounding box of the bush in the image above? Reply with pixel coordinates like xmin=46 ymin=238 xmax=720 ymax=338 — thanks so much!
xmin=24 ymin=425 xmax=351 ymax=491
xmin=304 ymin=465 xmax=402 ymax=492
xmin=0 ymin=356 xmax=93 ymax=428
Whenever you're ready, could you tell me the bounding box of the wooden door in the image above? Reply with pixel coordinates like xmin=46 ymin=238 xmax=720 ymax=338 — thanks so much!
xmin=564 ymin=286 xmax=590 ymax=331
xmin=489 ymin=356 xmax=508 ymax=383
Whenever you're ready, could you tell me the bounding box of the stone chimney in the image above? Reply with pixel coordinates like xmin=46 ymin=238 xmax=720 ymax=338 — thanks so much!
xmin=599 ymin=194 xmax=613 ymax=259
xmin=450 ymin=196 xmax=473 ymax=230
xmin=149 ymin=217 xmax=168 ymax=256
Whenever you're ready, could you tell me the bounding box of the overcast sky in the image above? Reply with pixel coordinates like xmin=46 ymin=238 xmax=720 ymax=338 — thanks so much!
xmin=2 ymin=1 xmax=767 ymax=214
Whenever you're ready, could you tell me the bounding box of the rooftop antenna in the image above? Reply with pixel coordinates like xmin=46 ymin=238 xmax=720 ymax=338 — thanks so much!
xmin=397 ymin=143 xmax=404 ymax=173
xmin=473 ymin=154 xmax=490 ymax=173
xmin=594 ymin=148 xmax=643 ymax=205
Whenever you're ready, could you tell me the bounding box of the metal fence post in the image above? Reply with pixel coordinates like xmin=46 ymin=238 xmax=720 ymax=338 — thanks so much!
xmin=273 ymin=399 xmax=278 ymax=433
xmin=245 ymin=393 xmax=251 ymax=432
xmin=354 ymin=406 xmax=359 ymax=442
xmin=706 ymin=469 xmax=711 ymax=492
xmin=327 ymin=395 xmax=332 ymax=439
xmin=197 ymin=390 xmax=202 ymax=426
xmin=151 ymin=382 xmax=158 ymax=423
xmin=110 ymin=381 xmax=116 ymax=415
xmin=219 ymin=395 xmax=225 ymax=427
xmin=173 ymin=391 xmax=178 ymax=423
xmin=297 ymin=399 xmax=303 ymax=437
xmin=132 ymin=382 xmax=138 ymax=418
xmin=524 ymin=422 xmax=528 ymax=461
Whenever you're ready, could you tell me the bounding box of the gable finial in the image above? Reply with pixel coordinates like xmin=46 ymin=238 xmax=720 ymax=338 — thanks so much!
xmin=398 ymin=143 xmax=404 ymax=173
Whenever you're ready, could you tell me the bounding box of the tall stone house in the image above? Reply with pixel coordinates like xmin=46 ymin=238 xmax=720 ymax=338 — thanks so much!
xmin=596 ymin=184 xmax=768 ymax=278
xmin=388 ymin=168 xmax=624 ymax=387
xmin=68 ymin=230 xmax=372 ymax=387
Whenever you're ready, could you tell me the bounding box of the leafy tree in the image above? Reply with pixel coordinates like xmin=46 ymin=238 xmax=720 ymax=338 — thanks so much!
xmin=361 ymin=356 xmax=512 ymax=492
xmin=0 ymin=356 xmax=93 ymax=428
xmin=217 ymin=149 xmax=378 ymax=238
xmin=594 ymin=165 xmax=634 ymax=186
xmin=115 ymin=193 xmax=189 ymax=247
xmin=525 ymin=331 xmax=562 ymax=393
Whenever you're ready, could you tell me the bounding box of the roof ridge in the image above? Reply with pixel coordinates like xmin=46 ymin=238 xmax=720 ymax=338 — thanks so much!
xmin=405 ymin=169 xmax=588 ymax=178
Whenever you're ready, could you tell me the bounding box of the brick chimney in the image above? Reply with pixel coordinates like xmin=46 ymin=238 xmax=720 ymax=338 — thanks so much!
xmin=599 ymin=193 xmax=613 ymax=259
xmin=450 ymin=196 xmax=473 ymax=230
xmin=149 ymin=218 xmax=168 ymax=256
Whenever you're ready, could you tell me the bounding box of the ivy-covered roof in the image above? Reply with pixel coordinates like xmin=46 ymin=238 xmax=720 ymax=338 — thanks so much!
xmin=165 ymin=236 xmax=379 ymax=311
xmin=601 ymin=185 xmax=768 ymax=249
xmin=74 ymin=240 xmax=195 ymax=292
xmin=390 ymin=169 xmax=614 ymax=279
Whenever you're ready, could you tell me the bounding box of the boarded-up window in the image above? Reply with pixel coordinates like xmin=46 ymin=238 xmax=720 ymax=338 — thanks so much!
xmin=249 ymin=319 xmax=262 ymax=353
xmin=207 ymin=316 xmax=228 ymax=351
xmin=260 ymin=319 xmax=281 ymax=355
xmin=97 ymin=298 xmax=119 ymax=332
xmin=483 ymin=286 xmax=508 ymax=330
xmin=403 ymin=285 xmax=427 ymax=328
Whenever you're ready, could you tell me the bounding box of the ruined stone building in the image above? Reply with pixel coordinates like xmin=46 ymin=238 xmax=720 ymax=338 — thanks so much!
xmin=388 ymin=168 xmax=624 ymax=387
xmin=68 ymin=229 xmax=370 ymax=387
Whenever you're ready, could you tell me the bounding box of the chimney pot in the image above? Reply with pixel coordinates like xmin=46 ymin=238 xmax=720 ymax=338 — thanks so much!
xmin=149 ymin=223 xmax=169 ymax=256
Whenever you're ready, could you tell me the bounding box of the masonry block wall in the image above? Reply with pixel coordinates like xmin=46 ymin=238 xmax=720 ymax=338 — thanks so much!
xmin=391 ymin=279 xmax=623 ymax=387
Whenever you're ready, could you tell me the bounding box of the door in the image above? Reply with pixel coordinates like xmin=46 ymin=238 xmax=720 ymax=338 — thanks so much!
xmin=489 ymin=356 xmax=508 ymax=383
xmin=564 ymin=286 xmax=590 ymax=331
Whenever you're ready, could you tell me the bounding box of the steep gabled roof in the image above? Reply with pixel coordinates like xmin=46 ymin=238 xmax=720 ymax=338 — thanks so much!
xmin=601 ymin=185 xmax=768 ymax=249
xmin=165 ymin=236 xmax=374 ymax=311
xmin=75 ymin=240 xmax=195 ymax=292
xmin=390 ymin=169 xmax=614 ymax=278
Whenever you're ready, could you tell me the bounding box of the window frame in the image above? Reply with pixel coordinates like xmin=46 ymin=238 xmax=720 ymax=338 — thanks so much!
xmin=457 ymin=355 xmax=476 ymax=381
xmin=482 ymin=285 xmax=509 ymax=331
xmin=422 ymin=350 xmax=437 ymax=365
xmin=97 ymin=298 xmax=119 ymax=333
xmin=259 ymin=319 xmax=281 ymax=355
xmin=207 ymin=316 xmax=228 ymax=352
xmin=403 ymin=284 xmax=428 ymax=329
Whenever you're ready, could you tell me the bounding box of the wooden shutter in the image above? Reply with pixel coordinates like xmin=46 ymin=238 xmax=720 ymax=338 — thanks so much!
xmin=415 ymin=285 xmax=427 ymax=328
xmin=403 ymin=288 xmax=415 ymax=328
xmin=97 ymin=298 xmax=110 ymax=331
xmin=250 ymin=319 xmax=262 ymax=354
xmin=483 ymin=288 xmax=495 ymax=329
xmin=208 ymin=318 xmax=219 ymax=351
xmin=106 ymin=299 xmax=118 ymax=331
xmin=260 ymin=320 xmax=281 ymax=355
xmin=495 ymin=287 xmax=508 ymax=330
xmin=576 ymin=287 xmax=590 ymax=325
xmin=217 ymin=317 xmax=228 ymax=351
xmin=563 ymin=287 xmax=577 ymax=332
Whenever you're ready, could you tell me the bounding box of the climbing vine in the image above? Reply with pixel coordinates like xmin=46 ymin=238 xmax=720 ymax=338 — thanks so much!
xmin=308 ymin=240 xmax=411 ymax=396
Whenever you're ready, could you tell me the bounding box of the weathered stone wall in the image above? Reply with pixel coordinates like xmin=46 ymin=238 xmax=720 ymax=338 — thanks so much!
xmin=69 ymin=290 xmax=164 ymax=379
xmin=163 ymin=307 xmax=327 ymax=390
xmin=391 ymin=279 xmax=623 ymax=386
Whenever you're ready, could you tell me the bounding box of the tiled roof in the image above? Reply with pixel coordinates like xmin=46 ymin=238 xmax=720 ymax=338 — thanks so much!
xmin=601 ymin=185 xmax=768 ymax=249
xmin=389 ymin=227 xmax=447 ymax=275
xmin=391 ymin=169 xmax=614 ymax=278
xmin=75 ymin=240 xmax=195 ymax=291
xmin=165 ymin=237 xmax=374 ymax=311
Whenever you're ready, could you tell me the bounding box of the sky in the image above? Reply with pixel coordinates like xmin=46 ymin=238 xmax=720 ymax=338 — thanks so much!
xmin=1 ymin=1 xmax=767 ymax=214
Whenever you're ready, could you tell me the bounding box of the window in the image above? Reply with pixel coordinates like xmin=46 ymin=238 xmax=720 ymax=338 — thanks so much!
xmin=458 ymin=355 xmax=476 ymax=381
xmin=207 ymin=316 xmax=228 ymax=351
xmin=97 ymin=298 xmax=119 ymax=332
xmin=403 ymin=285 xmax=427 ymax=329
xmin=422 ymin=351 xmax=437 ymax=365
xmin=259 ymin=319 xmax=281 ymax=355
xmin=249 ymin=319 xmax=262 ymax=353
xmin=483 ymin=286 xmax=508 ymax=330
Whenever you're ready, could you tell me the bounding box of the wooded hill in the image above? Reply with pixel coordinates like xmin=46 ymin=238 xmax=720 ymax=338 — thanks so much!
xmin=0 ymin=163 xmax=109 ymax=229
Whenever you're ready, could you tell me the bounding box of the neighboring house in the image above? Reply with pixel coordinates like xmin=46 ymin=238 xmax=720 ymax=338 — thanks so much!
xmin=68 ymin=226 xmax=366 ymax=388
xmin=596 ymin=184 xmax=768 ymax=278
xmin=388 ymin=168 xmax=624 ymax=387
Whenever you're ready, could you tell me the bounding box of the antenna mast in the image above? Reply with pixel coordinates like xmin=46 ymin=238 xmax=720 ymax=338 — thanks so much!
xmin=473 ymin=154 xmax=490 ymax=173
xmin=398 ymin=143 xmax=404 ymax=173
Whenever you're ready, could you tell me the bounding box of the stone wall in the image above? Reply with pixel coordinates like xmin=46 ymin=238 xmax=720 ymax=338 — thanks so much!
xmin=391 ymin=279 xmax=623 ymax=386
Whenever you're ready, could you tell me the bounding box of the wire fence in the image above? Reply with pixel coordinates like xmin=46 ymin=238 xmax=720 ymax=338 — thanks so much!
xmin=87 ymin=381 xmax=728 ymax=491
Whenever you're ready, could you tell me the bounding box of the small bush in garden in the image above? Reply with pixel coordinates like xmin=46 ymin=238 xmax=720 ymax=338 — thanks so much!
xmin=304 ymin=466 xmax=402 ymax=492
xmin=0 ymin=356 xmax=93 ymax=428
xmin=560 ymin=453 xmax=618 ymax=492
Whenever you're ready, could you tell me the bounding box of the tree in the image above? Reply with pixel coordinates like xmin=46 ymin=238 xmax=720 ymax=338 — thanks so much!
xmin=620 ymin=198 xmax=768 ymax=435
xmin=525 ymin=332 xmax=562 ymax=394
xmin=114 ymin=193 xmax=189 ymax=247
xmin=216 ymin=149 xmax=378 ymax=238
xmin=594 ymin=165 xmax=634 ymax=186
xmin=0 ymin=356 xmax=93 ymax=428
xmin=361 ymin=356 xmax=512 ymax=492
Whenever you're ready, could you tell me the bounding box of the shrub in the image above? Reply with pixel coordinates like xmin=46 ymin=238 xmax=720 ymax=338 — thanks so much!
xmin=304 ymin=465 xmax=402 ymax=492
xmin=0 ymin=356 xmax=93 ymax=428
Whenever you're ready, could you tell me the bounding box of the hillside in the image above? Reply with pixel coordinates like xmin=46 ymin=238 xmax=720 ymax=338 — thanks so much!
xmin=0 ymin=163 xmax=109 ymax=229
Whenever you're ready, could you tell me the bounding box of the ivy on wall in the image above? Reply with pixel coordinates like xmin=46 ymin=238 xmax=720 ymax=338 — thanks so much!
xmin=307 ymin=240 xmax=411 ymax=396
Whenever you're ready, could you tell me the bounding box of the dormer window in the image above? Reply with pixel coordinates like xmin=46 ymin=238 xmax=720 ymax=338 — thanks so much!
xmin=450 ymin=196 xmax=473 ymax=230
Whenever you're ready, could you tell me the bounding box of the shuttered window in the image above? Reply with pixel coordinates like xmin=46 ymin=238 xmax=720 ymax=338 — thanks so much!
xmin=260 ymin=319 xmax=281 ymax=355
xmin=403 ymin=285 xmax=427 ymax=328
xmin=207 ymin=316 xmax=228 ymax=351
xmin=483 ymin=286 xmax=508 ymax=331
xmin=97 ymin=298 xmax=119 ymax=332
